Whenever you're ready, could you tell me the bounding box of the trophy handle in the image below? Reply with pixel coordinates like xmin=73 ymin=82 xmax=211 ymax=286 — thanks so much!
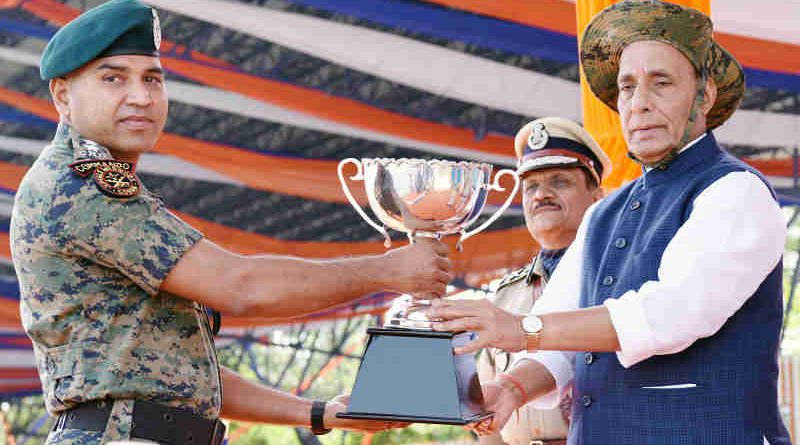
xmin=457 ymin=169 xmax=520 ymax=251
xmin=338 ymin=158 xmax=392 ymax=248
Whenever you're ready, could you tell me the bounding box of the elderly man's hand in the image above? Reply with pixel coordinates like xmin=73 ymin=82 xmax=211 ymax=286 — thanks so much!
xmin=427 ymin=298 xmax=525 ymax=354
xmin=469 ymin=380 xmax=523 ymax=436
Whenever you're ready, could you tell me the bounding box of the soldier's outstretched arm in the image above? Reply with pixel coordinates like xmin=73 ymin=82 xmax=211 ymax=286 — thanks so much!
xmin=161 ymin=237 xmax=452 ymax=319
xmin=219 ymin=366 xmax=407 ymax=432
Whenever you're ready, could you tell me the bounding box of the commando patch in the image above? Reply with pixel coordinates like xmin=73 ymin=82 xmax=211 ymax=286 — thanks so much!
xmin=69 ymin=159 xmax=140 ymax=198
xmin=95 ymin=164 xmax=140 ymax=198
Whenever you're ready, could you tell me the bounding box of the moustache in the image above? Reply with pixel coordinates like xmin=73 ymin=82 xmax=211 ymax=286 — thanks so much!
xmin=533 ymin=200 xmax=561 ymax=211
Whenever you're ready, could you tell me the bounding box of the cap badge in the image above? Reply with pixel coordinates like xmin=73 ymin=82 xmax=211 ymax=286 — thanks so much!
xmin=527 ymin=122 xmax=549 ymax=151
xmin=152 ymin=9 xmax=162 ymax=50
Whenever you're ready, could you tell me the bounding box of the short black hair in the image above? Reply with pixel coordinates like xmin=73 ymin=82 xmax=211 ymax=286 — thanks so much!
xmin=579 ymin=166 xmax=599 ymax=189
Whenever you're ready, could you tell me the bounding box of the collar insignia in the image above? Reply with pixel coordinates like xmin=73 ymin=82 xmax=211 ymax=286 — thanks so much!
xmin=73 ymin=138 xmax=112 ymax=160
xmin=497 ymin=263 xmax=534 ymax=291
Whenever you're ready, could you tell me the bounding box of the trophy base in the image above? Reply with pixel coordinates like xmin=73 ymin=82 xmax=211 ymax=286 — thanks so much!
xmin=336 ymin=410 xmax=492 ymax=425
xmin=337 ymin=327 xmax=491 ymax=425
xmin=383 ymin=318 xmax=433 ymax=330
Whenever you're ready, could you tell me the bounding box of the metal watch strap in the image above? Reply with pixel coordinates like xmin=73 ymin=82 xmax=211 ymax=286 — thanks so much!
xmin=525 ymin=332 xmax=541 ymax=352
xmin=311 ymin=400 xmax=332 ymax=435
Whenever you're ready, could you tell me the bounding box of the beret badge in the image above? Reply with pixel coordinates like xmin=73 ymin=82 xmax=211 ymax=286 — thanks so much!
xmin=152 ymin=9 xmax=161 ymax=50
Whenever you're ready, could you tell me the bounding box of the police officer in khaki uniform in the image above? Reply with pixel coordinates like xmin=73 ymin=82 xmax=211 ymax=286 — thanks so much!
xmin=476 ymin=117 xmax=609 ymax=445
xmin=11 ymin=1 xmax=452 ymax=444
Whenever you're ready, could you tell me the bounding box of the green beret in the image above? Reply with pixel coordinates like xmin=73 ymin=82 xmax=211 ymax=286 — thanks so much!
xmin=40 ymin=0 xmax=161 ymax=80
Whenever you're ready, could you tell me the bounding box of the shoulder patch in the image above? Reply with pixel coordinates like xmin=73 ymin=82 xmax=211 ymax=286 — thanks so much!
xmin=496 ymin=263 xmax=533 ymax=291
xmin=69 ymin=159 xmax=140 ymax=198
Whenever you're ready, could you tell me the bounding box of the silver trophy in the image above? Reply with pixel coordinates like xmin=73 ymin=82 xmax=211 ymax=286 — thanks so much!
xmin=338 ymin=158 xmax=519 ymax=329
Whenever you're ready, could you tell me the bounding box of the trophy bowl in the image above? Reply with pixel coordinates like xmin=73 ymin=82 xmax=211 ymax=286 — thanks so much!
xmin=338 ymin=157 xmax=519 ymax=329
xmin=338 ymin=158 xmax=518 ymax=250
xmin=363 ymin=158 xmax=491 ymax=236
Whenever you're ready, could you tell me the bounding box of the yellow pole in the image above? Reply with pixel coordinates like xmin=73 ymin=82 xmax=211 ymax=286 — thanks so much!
xmin=575 ymin=0 xmax=712 ymax=190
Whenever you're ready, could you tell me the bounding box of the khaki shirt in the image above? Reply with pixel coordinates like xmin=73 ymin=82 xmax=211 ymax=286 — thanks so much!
xmin=477 ymin=256 xmax=569 ymax=444
xmin=11 ymin=124 xmax=221 ymax=442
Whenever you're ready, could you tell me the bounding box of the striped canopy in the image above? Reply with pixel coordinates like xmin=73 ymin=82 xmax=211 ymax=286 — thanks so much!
xmin=0 ymin=0 xmax=798 ymax=397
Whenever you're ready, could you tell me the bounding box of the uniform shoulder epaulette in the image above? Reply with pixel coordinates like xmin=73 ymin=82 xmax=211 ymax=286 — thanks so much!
xmin=496 ymin=263 xmax=533 ymax=291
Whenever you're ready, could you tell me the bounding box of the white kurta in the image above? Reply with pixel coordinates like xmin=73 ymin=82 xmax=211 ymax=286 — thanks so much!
xmin=515 ymin=136 xmax=786 ymax=410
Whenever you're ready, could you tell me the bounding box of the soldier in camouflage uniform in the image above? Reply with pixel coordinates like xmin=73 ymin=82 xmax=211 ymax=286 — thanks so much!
xmin=430 ymin=1 xmax=791 ymax=444
xmin=11 ymin=1 xmax=452 ymax=444
xmin=476 ymin=118 xmax=608 ymax=445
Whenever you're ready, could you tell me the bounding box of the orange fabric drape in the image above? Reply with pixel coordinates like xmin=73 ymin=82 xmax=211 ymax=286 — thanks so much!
xmin=0 ymin=297 xmax=19 ymax=325
xmin=422 ymin=0 xmax=576 ymax=35
xmin=425 ymin=1 xmax=799 ymax=76
xmin=19 ymin=0 xmax=233 ymax=68
xmin=576 ymin=0 xmax=711 ymax=190
xmin=0 ymin=231 xmax=10 ymax=260
xmin=0 ymin=86 xmax=522 ymax=207
xmin=20 ymin=0 xmax=518 ymax=163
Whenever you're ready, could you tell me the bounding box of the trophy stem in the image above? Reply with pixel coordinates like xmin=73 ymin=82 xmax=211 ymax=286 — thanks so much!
xmin=383 ymin=295 xmax=435 ymax=330
xmin=407 ymin=231 xmax=441 ymax=243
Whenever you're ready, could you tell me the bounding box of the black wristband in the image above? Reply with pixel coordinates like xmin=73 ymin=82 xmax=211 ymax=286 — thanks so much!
xmin=311 ymin=400 xmax=332 ymax=435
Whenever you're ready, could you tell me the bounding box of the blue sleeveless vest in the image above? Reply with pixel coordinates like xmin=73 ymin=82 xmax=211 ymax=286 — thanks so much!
xmin=570 ymin=133 xmax=790 ymax=445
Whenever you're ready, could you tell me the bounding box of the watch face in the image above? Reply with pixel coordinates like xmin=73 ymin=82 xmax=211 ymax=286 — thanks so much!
xmin=522 ymin=315 xmax=543 ymax=333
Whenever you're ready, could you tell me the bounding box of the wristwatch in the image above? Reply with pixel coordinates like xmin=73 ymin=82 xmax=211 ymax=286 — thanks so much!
xmin=311 ymin=400 xmax=332 ymax=435
xmin=521 ymin=315 xmax=543 ymax=352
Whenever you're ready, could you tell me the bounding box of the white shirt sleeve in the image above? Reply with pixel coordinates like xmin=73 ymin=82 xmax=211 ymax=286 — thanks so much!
xmin=605 ymin=171 xmax=786 ymax=368
xmin=509 ymin=202 xmax=598 ymax=408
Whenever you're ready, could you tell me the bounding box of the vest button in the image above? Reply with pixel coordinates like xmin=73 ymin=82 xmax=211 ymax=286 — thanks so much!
xmin=584 ymin=352 xmax=595 ymax=365
xmin=582 ymin=395 xmax=593 ymax=407
xmin=602 ymin=275 xmax=614 ymax=286
xmin=630 ymin=200 xmax=642 ymax=210
xmin=614 ymin=238 xmax=627 ymax=249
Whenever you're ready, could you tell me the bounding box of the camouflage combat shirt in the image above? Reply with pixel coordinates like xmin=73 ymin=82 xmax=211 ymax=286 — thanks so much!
xmin=10 ymin=123 xmax=221 ymax=441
